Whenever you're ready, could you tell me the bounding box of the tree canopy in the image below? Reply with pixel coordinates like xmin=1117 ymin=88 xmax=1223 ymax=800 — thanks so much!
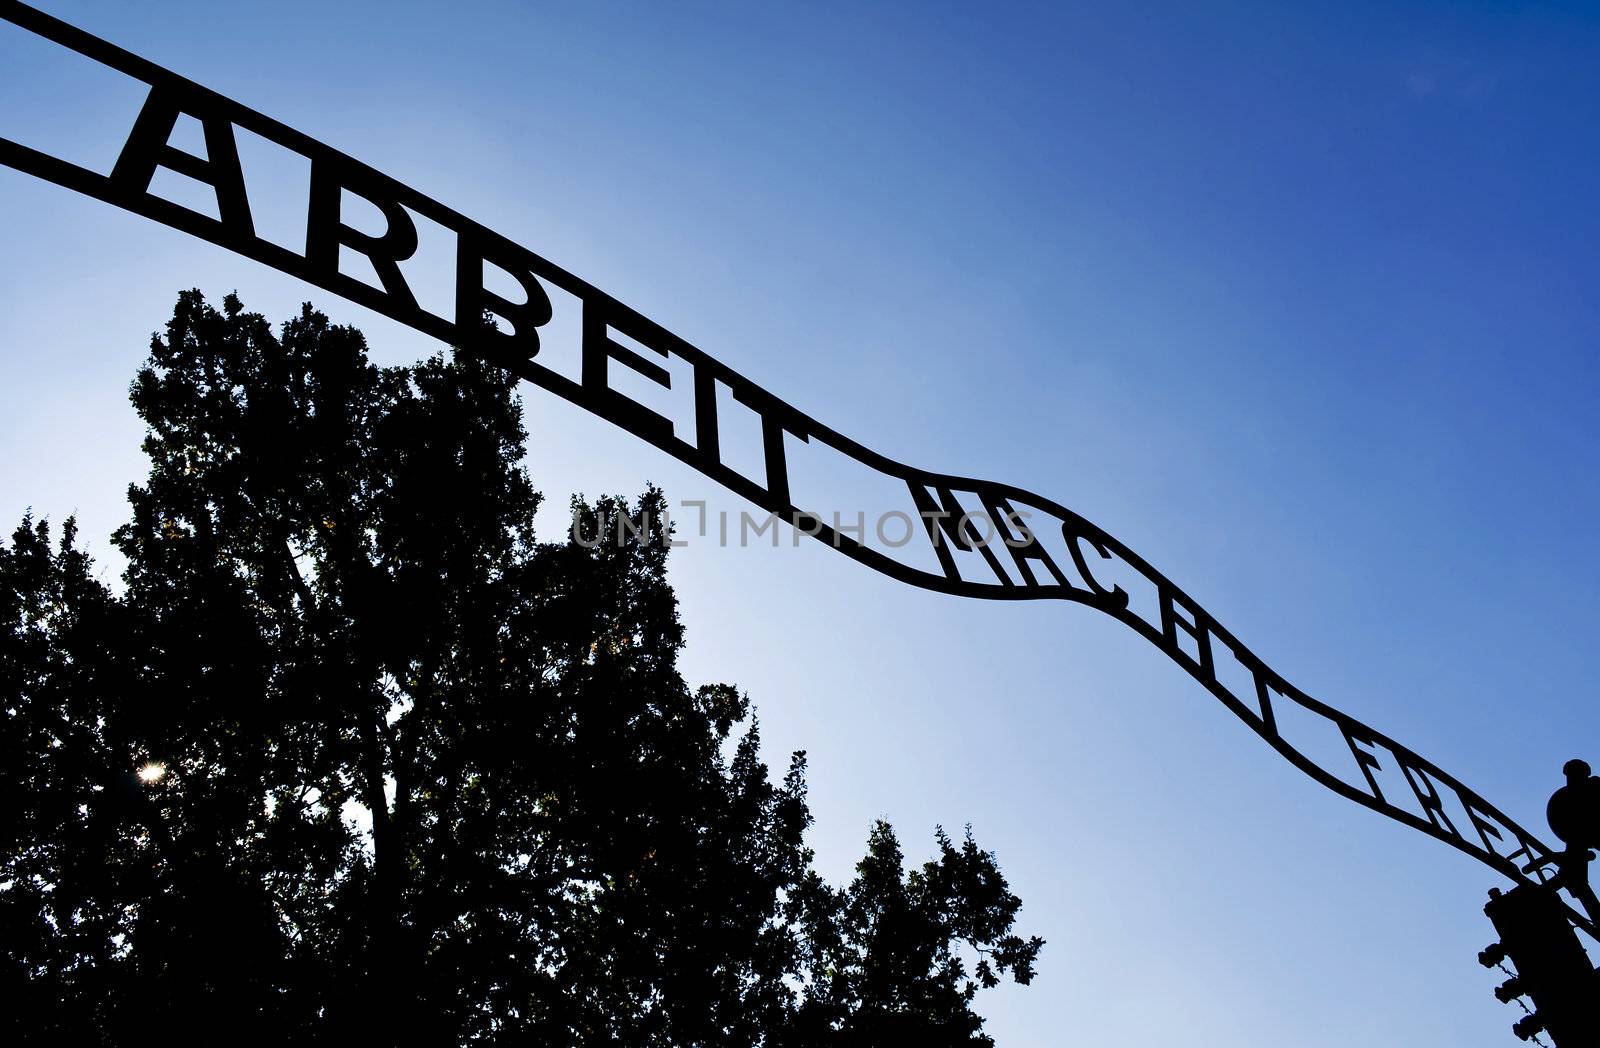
xmin=1 ymin=291 xmax=1042 ymax=1046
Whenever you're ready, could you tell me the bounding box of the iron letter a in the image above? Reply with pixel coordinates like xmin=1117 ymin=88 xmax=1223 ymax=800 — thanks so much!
xmin=109 ymin=84 xmax=255 ymax=239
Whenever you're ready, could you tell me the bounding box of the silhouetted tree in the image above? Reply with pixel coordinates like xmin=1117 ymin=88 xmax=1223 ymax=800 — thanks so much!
xmin=1 ymin=291 xmax=1042 ymax=1046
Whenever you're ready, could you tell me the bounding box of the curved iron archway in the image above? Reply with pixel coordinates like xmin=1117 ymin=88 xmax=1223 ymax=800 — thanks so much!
xmin=1 ymin=0 xmax=1589 ymax=936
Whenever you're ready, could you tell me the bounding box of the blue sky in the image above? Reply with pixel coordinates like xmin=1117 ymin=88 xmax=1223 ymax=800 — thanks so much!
xmin=4 ymin=1 xmax=1599 ymax=1044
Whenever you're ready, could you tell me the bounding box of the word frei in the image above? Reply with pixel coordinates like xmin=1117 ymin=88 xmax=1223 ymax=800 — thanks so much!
xmin=0 ymin=0 xmax=1583 ymax=925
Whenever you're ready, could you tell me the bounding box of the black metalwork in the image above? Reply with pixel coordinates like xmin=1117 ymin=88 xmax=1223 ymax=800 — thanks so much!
xmin=0 ymin=0 xmax=1589 ymax=931
xmin=1545 ymin=762 xmax=1600 ymax=931
xmin=1480 ymin=883 xmax=1599 ymax=1045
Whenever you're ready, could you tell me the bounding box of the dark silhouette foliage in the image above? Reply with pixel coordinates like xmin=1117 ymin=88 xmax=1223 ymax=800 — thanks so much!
xmin=1 ymin=291 xmax=1042 ymax=1046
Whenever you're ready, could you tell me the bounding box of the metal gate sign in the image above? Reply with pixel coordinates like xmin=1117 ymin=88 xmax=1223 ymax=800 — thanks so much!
xmin=1 ymin=0 xmax=1584 ymax=928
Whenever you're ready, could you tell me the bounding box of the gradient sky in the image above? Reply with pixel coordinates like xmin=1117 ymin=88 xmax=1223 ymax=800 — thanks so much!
xmin=4 ymin=2 xmax=1599 ymax=1044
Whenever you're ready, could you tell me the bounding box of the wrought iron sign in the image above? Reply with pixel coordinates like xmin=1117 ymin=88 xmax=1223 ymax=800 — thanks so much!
xmin=1 ymin=0 xmax=1589 ymax=932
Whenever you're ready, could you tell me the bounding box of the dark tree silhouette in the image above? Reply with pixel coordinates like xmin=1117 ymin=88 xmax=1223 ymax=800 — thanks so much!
xmin=1 ymin=291 xmax=1042 ymax=1046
